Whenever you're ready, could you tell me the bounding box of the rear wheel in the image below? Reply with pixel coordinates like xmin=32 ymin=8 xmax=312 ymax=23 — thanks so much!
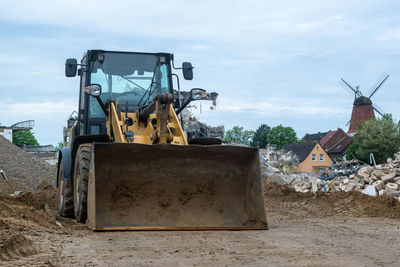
xmin=73 ymin=144 xmax=92 ymax=223
xmin=58 ymin=160 xmax=74 ymax=217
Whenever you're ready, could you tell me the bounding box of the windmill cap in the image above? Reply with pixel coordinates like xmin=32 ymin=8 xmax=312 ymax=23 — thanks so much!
xmin=354 ymin=96 xmax=372 ymax=105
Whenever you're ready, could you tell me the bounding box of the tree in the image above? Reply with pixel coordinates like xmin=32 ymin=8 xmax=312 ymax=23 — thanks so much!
xmin=12 ymin=130 xmax=39 ymax=146
xmin=225 ymin=126 xmax=255 ymax=146
xmin=351 ymin=114 xmax=400 ymax=164
xmin=250 ymin=124 xmax=271 ymax=148
xmin=55 ymin=142 xmax=64 ymax=152
xmin=346 ymin=142 xmax=359 ymax=160
xmin=267 ymin=125 xmax=298 ymax=150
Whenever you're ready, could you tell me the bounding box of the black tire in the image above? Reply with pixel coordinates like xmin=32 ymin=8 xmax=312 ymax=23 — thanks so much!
xmin=188 ymin=137 xmax=222 ymax=145
xmin=73 ymin=144 xmax=91 ymax=223
xmin=58 ymin=160 xmax=74 ymax=217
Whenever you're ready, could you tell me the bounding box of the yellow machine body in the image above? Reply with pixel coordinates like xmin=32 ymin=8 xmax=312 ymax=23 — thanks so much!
xmin=84 ymin=95 xmax=268 ymax=230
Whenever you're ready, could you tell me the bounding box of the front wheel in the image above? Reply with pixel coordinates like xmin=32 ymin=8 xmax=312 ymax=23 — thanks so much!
xmin=73 ymin=144 xmax=92 ymax=223
xmin=58 ymin=160 xmax=74 ymax=217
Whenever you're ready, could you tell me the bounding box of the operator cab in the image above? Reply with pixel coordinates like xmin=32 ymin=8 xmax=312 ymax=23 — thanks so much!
xmin=89 ymin=51 xmax=172 ymax=113
xmin=65 ymin=50 xmax=193 ymax=136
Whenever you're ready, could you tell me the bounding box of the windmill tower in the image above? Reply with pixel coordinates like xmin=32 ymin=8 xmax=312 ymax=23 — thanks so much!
xmin=340 ymin=74 xmax=389 ymax=135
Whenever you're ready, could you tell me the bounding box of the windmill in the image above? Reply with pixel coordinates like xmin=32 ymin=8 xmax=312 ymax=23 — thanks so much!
xmin=340 ymin=73 xmax=389 ymax=135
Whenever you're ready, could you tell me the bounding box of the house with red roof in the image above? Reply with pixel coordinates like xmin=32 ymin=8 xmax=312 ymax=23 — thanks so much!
xmin=284 ymin=141 xmax=333 ymax=173
xmin=302 ymin=128 xmax=353 ymax=161
xmin=320 ymin=128 xmax=353 ymax=160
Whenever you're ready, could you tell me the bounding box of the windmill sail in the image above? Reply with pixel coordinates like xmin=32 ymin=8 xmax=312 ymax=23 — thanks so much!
xmin=368 ymin=73 xmax=389 ymax=99
xmin=372 ymin=103 xmax=385 ymax=116
xmin=340 ymin=79 xmax=362 ymax=98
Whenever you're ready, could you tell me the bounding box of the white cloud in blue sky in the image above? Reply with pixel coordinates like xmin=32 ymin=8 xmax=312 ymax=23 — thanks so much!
xmin=0 ymin=0 xmax=399 ymax=145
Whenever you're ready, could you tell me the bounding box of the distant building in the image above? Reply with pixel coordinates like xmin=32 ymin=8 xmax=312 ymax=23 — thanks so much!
xmin=0 ymin=120 xmax=58 ymax=165
xmin=18 ymin=144 xmax=58 ymax=165
xmin=320 ymin=128 xmax=353 ymax=160
xmin=0 ymin=120 xmax=34 ymax=143
xmin=302 ymin=131 xmax=329 ymax=143
xmin=0 ymin=127 xmax=13 ymax=142
xmin=347 ymin=97 xmax=375 ymax=134
xmin=262 ymin=146 xmax=298 ymax=164
xmin=181 ymin=109 xmax=224 ymax=141
xmin=284 ymin=141 xmax=333 ymax=173
xmin=302 ymin=128 xmax=353 ymax=161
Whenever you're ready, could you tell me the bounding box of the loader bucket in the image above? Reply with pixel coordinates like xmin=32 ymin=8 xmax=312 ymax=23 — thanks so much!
xmin=86 ymin=143 xmax=267 ymax=230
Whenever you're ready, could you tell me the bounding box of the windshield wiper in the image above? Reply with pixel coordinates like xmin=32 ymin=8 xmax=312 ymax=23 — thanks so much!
xmin=137 ymin=81 xmax=160 ymax=107
xmin=137 ymin=62 xmax=161 ymax=107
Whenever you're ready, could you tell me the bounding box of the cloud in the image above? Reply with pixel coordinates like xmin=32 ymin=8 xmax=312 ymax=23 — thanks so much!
xmin=214 ymin=97 xmax=348 ymax=117
xmin=376 ymin=28 xmax=400 ymax=41
xmin=0 ymin=0 xmax=362 ymax=42
xmin=0 ymin=101 xmax=76 ymax=126
xmin=0 ymin=100 xmax=77 ymax=145
xmin=0 ymin=0 xmax=399 ymax=146
xmin=294 ymin=15 xmax=349 ymax=33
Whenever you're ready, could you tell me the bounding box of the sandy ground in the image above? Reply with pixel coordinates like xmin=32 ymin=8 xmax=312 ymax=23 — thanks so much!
xmin=5 ymin=216 xmax=400 ymax=266
xmin=1 ymin=181 xmax=400 ymax=266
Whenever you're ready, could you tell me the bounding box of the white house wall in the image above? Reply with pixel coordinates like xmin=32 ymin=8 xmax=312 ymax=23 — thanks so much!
xmin=0 ymin=129 xmax=13 ymax=142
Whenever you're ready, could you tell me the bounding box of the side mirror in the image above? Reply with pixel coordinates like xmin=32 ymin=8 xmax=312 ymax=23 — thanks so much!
xmin=84 ymin=84 xmax=102 ymax=96
xmin=182 ymin=62 xmax=193 ymax=80
xmin=65 ymin=58 xmax=78 ymax=77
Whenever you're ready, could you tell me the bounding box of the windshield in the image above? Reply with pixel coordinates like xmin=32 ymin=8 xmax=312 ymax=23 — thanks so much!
xmin=89 ymin=52 xmax=170 ymax=114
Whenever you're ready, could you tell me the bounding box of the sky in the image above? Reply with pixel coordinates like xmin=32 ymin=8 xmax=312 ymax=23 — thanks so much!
xmin=0 ymin=0 xmax=399 ymax=146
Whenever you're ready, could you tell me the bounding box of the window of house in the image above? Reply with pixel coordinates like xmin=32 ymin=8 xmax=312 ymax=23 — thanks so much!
xmin=316 ymin=146 xmax=319 ymax=151
xmin=320 ymin=154 xmax=324 ymax=161
xmin=312 ymin=154 xmax=316 ymax=161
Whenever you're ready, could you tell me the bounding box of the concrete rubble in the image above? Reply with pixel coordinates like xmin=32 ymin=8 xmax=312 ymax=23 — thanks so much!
xmin=174 ymin=89 xmax=224 ymax=141
xmin=261 ymin=150 xmax=400 ymax=202
xmin=181 ymin=109 xmax=224 ymax=141
xmin=259 ymin=148 xmax=299 ymax=173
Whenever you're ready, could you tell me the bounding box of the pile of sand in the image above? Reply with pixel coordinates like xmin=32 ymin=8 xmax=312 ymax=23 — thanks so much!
xmin=0 ymin=175 xmax=27 ymax=196
xmin=0 ymin=182 xmax=59 ymax=227
xmin=0 ymin=136 xmax=55 ymax=191
xmin=0 ymin=181 xmax=70 ymax=261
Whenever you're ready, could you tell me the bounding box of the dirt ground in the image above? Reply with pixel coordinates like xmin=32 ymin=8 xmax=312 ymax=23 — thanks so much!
xmin=1 ymin=180 xmax=400 ymax=266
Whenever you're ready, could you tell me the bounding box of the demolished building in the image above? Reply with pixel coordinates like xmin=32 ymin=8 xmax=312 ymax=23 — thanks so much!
xmin=181 ymin=109 xmax=224 ymax=141
xmin=175 ymin=89 xmax=224 ymax=141
xmin=303 ymin=128 xmax=353 ymax=161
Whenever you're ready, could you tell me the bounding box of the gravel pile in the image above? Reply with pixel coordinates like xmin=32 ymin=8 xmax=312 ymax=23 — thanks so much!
xmin=285 ymin=151 xmax=400 ymax=202
xmin=0 ymin=136 xmax=55 ymax=191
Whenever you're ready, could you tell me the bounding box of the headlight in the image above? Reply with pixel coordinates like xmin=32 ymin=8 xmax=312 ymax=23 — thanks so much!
xmin=191 ymin=88 xmax=206 ymax=100
xmin=85 ymin=84 xmax=102 ymax=96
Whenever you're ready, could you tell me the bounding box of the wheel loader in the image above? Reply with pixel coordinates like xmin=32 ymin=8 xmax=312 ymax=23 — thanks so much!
xmin=57 ymin=49 xmax=267 ymax=230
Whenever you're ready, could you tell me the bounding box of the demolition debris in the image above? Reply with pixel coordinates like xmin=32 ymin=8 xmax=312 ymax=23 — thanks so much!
xmin=262 ymin=150 xmax=400 ymax=202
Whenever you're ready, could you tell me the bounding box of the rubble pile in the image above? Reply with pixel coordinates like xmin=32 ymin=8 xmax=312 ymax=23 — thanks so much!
xmin=259 ymin=148 xmax=317 ymax=185
xmin=181 ymin=109 xmax=224 ymax=140
xmin=289 ymin=152 xmax=400 ymax=202
xmin=328 ymin=160 xmax=363 ymax=177
xmin=259 ymin=148 xmax=300 ymax=176
xmin=263 ymin=166 xmax=319 ymax=187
